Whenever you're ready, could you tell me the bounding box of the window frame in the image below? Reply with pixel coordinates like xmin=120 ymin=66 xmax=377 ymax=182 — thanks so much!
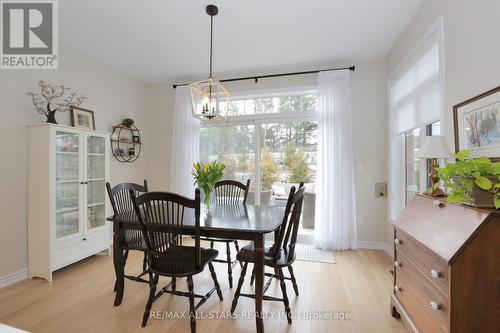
xmin=403 ymin=122 xmax=439 ymax=206
xmin=200 ymin=89 xmax=320 ymax=204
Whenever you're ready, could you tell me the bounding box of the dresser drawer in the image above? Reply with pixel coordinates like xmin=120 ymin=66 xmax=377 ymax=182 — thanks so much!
xmin=395 ymin=229 xmax=449 ymax=295
xmin=395 ymin=275 xmax=445 ymax=333
xmin=396 ymin=251 xmax=449 ymax=332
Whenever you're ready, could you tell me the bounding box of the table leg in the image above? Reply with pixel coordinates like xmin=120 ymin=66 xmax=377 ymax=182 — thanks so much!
xmin=113 ymin=224 xmax=125 ymax=306
xmin=254 ymin=234 xmax=265 ymax=333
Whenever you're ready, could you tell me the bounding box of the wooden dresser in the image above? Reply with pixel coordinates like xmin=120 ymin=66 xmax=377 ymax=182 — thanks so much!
xmin=391 ymin=195 xmax=500 ymax=333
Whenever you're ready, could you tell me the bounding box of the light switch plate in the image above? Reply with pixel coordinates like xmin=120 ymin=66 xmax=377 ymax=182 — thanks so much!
xmin=375 ymin=183 xmax=387 ymax=197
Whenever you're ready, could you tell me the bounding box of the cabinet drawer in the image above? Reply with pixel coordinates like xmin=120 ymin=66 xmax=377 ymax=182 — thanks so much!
xmin=53 ymin=231 xmax=109 ymax=270
xmin=395 ymin=275 xmax=445 ymax=333
xmin=395 ymin=229 xmax=449 ymax=294
xmin=396 ymin=251 xmax=449 ymax=332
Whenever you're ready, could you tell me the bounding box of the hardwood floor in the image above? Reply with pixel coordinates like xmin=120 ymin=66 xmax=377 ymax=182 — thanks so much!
xmin=0 ymin=244 xmax=405 ymax=333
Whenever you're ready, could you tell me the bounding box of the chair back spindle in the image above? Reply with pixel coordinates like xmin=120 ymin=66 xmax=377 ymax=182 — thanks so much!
xmin=213 ymin=179 xmax=250 ymax=205
xmin=106 ymin=180 xmax=149 ymax=215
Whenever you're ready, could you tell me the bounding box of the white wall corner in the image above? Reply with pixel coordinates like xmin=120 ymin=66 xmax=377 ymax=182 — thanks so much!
xmin=357 ymin=241 xmax=393 ymax=258
xmin=0 ymin=268 xmax=29 ymax=289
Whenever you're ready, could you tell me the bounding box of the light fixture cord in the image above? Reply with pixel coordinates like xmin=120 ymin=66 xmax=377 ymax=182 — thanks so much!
xmin=209 ymin=14 xmax=213 ymax=78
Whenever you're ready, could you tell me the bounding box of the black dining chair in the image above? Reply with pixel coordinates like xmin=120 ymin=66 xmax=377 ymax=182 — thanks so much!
xmin=200 ymin=179 xmax=250 ymax=288
xmin=106 ymin=180 xmax=150 ymax=287
xmin=231 ymin=183 xmax=305 ymax=324
xmin=130 ymin=189 xmax=223 ymax=331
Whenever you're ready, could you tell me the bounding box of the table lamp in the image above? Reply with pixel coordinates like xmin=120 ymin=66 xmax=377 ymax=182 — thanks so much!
xmin=417 ymin=135 xmax=453 ymax=197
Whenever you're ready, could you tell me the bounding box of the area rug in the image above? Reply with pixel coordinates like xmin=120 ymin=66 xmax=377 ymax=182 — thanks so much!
xmin=294 ymin=243 xmax=336 ymax=264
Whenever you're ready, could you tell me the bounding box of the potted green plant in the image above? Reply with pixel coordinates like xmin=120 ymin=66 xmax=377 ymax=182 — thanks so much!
xmin=192 ymin=161 xmax=225 ymax=212
xmin=437 ymin=150 xmax=500 ymax=208
xmin=122 ymin=118 xmax=135 ymax=128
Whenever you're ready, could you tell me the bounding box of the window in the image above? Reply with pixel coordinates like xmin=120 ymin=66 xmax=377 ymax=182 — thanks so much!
xmin=200 ymin=92 xmax=318 ymax=236
xmin=404 ymin=121 xmax=440 ymax=204
xmin=389 ymin=17 xmax=444 ymax=219
xmin=222 ymin=94 xmax=318 ymax=116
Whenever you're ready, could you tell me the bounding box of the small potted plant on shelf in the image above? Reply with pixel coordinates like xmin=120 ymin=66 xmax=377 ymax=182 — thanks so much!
xmin=192 ymin=161 xmax=225 ymax=213
xmin=437 ymin=150 xmax=500 ymax=208
xmin=122 ymin=118 xmax=135 ymax=128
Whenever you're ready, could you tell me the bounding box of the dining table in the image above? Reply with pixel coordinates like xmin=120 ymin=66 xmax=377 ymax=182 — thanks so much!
xmin=107 ymin=203 xmax=285 ymax=333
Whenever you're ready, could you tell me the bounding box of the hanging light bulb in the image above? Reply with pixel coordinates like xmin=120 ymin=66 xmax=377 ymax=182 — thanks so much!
xmin=189 ymin=5 xmax=229 ymax=121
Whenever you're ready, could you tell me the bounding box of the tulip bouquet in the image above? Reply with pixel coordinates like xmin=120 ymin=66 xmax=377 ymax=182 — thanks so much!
xmin=192 ymin=161 xmax=225 ymax=211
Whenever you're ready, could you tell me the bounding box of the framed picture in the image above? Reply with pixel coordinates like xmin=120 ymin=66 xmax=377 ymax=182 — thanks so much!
xmin=70 ymin=106 xmax=95 ymax=130
xmin=453 ymin=85 xmax=500 ymax=159
xmin=132 ymin=135 xmax=140 ymax=143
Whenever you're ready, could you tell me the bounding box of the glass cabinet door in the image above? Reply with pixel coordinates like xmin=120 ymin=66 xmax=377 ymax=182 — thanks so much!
xmin=86 ymin=135 xmax=106 ymax=230
xmin=55 ymin=131 xmax=81 ymax=239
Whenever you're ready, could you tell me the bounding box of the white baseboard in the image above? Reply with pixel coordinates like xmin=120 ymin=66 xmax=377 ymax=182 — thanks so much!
xmin=357 ymin=241 xmax=393 ymax=258
xmin=0 ymin=268 xmax=29 ymax=289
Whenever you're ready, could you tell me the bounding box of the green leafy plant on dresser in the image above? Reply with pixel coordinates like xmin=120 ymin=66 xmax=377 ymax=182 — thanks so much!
xmin=437 ymin=150 xmax=500 ymax=208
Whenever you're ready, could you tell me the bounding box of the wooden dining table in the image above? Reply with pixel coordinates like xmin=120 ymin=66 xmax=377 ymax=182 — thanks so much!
xmin=107 ymin=204 xmax=285 ymax=333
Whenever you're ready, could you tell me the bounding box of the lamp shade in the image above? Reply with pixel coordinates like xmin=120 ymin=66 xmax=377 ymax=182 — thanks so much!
xmin=417 ymin=135 xmax=453 ymax=159
xmin=189 ymin=78 xmax=229 ymax=121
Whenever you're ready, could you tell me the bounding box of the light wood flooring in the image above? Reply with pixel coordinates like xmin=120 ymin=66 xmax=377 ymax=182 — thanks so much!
xmin=0 ymin=244 xmax=405 ymax=333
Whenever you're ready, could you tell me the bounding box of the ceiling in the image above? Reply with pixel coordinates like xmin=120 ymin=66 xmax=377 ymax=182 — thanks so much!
xmin=60 ymin=0 xmax=423 ymax=83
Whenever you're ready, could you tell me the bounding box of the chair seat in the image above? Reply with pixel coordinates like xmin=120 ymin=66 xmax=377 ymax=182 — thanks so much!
xmin=149 ymin=246 xmax=219 ymax=277
xmin=236 ymin=243 xmax=295 ymax=267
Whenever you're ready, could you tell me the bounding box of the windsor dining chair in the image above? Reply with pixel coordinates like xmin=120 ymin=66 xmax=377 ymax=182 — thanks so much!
xmin=231 ymin=183 xmax=305 ymax=324
xmin=131 ymin=189 xmax=223 ymax=332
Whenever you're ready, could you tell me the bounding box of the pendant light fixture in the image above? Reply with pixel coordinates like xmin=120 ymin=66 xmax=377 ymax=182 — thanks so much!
xmin=189 ymin=4 xmax=229 ymax=121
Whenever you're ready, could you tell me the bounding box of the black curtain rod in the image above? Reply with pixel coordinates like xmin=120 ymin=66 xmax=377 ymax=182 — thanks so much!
xmin=172 ymin=65 xmax=355 ymax=88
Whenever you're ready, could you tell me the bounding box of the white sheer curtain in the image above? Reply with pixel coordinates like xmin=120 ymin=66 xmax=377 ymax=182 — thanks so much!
xmin=169 ymin=86 xmax=200 ymax=197
xmin=314 ymin=70 xmax=357 ymax=250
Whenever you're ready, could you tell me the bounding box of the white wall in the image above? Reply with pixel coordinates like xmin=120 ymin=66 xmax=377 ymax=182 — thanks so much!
xmin=146 ymin=59 xmax=390 ymax=246
xmin=0 ymin=44 xmax=147 ymax=278
xmin=145 ymin=82 xmax=175 ymax=191
xmin=386 ymin=0 xmax=500 ymax=244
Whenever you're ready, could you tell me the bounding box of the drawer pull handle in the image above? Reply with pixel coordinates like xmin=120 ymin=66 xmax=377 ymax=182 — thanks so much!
xmin=433 ymin=200 xmax=443 ymax=207
xmin=430 ymin=269 xmax=440 ymax=278
xmin=430 ymin=301 xmax=441 ymax=310
xmin=394 ymin=238 xmax=401 ymax=245
xmin=394 ymin=261 xmax=401 ymax=267
xmin=394 ymin=285 xmax=400 ymax=292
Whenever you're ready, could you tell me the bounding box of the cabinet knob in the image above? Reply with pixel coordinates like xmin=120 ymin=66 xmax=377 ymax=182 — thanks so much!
xmin=430 ymin=301 xmax=441 ymax=310
xmin=394 ymin=238 xmax=401 ymax=245
xmin=83 ymin=238 xmax=87 ymax=241
xmin=394 ymin=285 xmax=400 ymax=292
xmin=430 ymin=269 xmax=440 ymax=278
xmin=394 ymin=261 xmax=401 ymax=267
